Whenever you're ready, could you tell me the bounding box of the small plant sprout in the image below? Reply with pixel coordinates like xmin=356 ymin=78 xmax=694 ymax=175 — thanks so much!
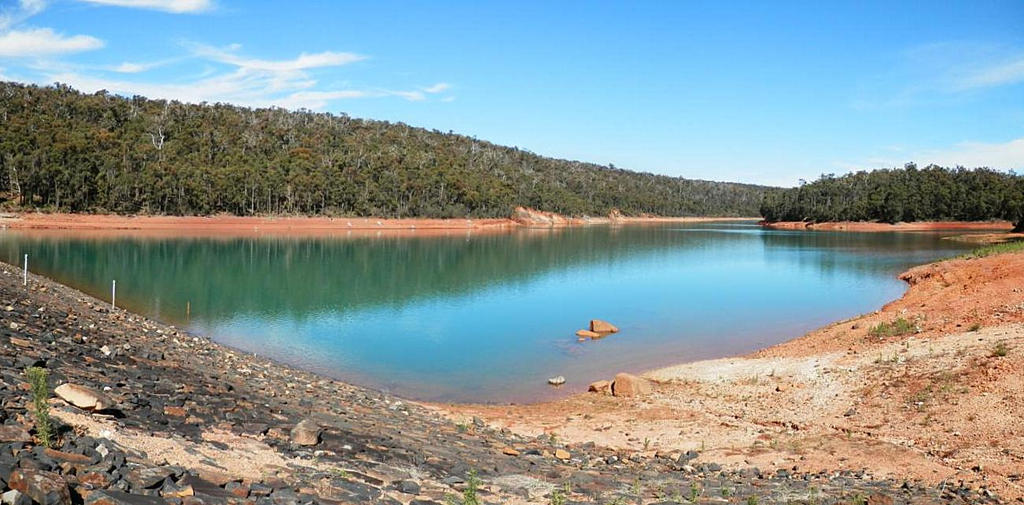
xmin=25 ymin=367 xmax=52 ymax=448
xmin=992 ymin=341 xmax=1009 ymax=357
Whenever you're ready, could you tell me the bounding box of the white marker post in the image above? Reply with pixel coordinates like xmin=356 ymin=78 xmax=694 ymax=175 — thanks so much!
xmin=22 ymin=254 xmax=27 ymax=286
xmin=111 ymin=280 xmax=116 ymax=310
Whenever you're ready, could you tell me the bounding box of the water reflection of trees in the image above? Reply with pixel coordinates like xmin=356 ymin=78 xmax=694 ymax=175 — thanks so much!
xmin=758 ymin=230 xmax=968 ymax=277
xmin=1 ymin=226 xmax=739 ymax=322
xmin=0 ymin=225 xmax=968 ymax=324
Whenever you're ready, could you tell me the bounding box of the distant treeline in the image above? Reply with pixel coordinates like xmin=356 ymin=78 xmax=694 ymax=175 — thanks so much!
xmin=0 ymin=81 xmax=768 ymax=218
xmin=760 ymin=164 xmax=1024 ymax=231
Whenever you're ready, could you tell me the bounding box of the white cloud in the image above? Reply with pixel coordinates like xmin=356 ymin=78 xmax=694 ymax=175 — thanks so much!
xmin=77 ymin=0 xmax=212 ymax=13
xmin=0 ymin=27 xmax=103 ymax=57
xmin=43 ymin=63 xmax=444 ymax=111
xmin=191 ymin=45 xmax=366 ymax=72
xmin=422 ymin=82 xmax=450 ymax=93
xmin=920 ymin=138 xmax=1024 ymax=169
xmin=112 ymin=62 xmax=149 ymax=73
xmin=903 ymin=42 xmax=1024 ymax=92
xmin=955 ymin=57 xmax=1024 ymax=90
xmin=838 ymin=137 xmax=1024 ymax=173
xmin=1 ymin=0 xmax=48 ymax=30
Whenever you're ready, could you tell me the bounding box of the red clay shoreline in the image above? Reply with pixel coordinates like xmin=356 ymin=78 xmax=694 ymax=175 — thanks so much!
xmin=761 ymin=220 xmax=1015 ymax=232
xmin=0 ymin=210 xmax=758 ymax=238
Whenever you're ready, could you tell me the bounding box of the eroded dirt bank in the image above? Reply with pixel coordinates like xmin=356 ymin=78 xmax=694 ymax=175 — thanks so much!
xmin=762 ymin=221 xmax=1015 ymax=232
xmin=0 ymin=209 xmax=756 ymax=238
xmin=445 ymin=251 xmax=1024 ymax=500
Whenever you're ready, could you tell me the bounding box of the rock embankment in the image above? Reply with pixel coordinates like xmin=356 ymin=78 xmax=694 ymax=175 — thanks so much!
xmin=0 ymin=262 xmax=998 ymax=504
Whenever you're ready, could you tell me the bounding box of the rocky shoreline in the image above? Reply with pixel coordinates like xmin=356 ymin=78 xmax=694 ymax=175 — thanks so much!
xmin=0 ymin=261 xmax=1003 ymax=504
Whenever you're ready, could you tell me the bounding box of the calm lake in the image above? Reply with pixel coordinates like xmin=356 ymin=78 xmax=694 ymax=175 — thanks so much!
xmin=0 ymin=222 xmax=974 ymax=403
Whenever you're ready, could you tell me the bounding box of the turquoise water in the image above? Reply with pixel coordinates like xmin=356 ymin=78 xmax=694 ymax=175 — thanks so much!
xmin=0 ymin=222 xmax=973 ymax=403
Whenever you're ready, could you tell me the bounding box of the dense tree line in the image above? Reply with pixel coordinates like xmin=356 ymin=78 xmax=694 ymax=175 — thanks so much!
xmin=0 ymin=81 xmax=767 ymax=218
xmin=760 ymin=164 xmax=1024 ymax=231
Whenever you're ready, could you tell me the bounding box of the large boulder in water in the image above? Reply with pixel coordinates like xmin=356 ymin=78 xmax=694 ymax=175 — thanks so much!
xmin=590 ymin=319 xmax=619 ymax=333
xmin=611 ymin=373 xmax=650 ymax=397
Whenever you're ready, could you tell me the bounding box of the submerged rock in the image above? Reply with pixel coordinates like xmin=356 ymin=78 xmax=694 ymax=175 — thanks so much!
xmin=575 ymin=329 xmax=600 ymax=339
xmin=547 ymin=376 xmax=566 ymax=386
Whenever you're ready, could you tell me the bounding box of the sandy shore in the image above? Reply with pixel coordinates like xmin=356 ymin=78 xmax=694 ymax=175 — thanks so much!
xmin=762 ymin=220 xmax=1015 ymax=232
xmin=0 ymin=211 xmax=757 ymax=238
xmin=444 ymin=249 xmax=1024 ymax=500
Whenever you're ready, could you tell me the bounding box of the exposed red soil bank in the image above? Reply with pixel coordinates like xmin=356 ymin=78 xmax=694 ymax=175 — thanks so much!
xmin=762 ymin=220 xmax=1015 ymax=232
xmin=0 ymin=209 xmax=756 ymax=238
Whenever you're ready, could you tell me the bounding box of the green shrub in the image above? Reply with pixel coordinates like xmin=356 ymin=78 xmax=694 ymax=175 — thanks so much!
xmin=868 ymin=317 xmax=915 ymax=338
xmin=961 ymin=239 xmax=1024 ymax=259
xmin=25 ymin=367 xmax=52 ymax=447
xmin=992 ymin=341 xmax=1009 ymax=358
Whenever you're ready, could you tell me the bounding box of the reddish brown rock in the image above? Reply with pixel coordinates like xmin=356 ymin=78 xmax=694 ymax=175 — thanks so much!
xmin=611 ymin=373 xmax=650 ymax=397
xmin=163 ymin=406 xmax=186 ymax=417
xmin=589 ymin=319 xmax=619 ymax=333
xmin=575 ymin=329 xmax=600 ymax=339
xmin=9 ymin=469 xmax=71 ymax=505
xmin=588 ymin=380 xmax=612 ymax=394
xmin=0 ymin=425 xmax=32 ymax=443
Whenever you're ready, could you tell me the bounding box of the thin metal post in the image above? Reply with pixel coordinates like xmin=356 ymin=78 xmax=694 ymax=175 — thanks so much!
xmin=22 ymin=254 xmax=27 ymax=286
xmin=111 ymin=280 xmax=116 ymax=310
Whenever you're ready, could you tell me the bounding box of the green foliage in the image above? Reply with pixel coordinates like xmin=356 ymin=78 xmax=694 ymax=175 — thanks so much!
xmin=549 ymin=488 xmax=566 ymax=505
xmin=868 ymin=317 xmax=915 ymax=338
xmin=25 ymin=367 xmax=52 ymax=447
xmin=746 ymin=495 xmax=759 ymax=505
xmin=0 ymin=82 xmax=768 ymax=218
xmin=462 ymin=470 xmax=481 ymax=505
xmin=760 ymin=164 xmax=1024 ymax=228
xmin=962 ymin=239 xmax=1024 ymax=259
xmin=992 ymin=341 xmax=1009 ymax=358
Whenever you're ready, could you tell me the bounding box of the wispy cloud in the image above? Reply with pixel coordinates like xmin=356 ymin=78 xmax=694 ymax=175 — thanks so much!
xmin=0 ymin=0 xmax=47 ymax=30
xmin=0 ymin=1 xmax=452 ymax=111
xmin=76 ymin=0 xmax=213 ymax=14
xmin=43 ymin=47 xmax=447 ymax=110
xmin=903 ymin=41 xmax=1024 ymax=92
xmin=836 ymin=137 xmax=1024 ymax=172
xmin=852 ymin=42 xmax=1024 ymax=110
xmin=955 ymin=57 xmax=1024 ymax=91
xmin=0 ymin=27 xmax=103 ymax=57
xmin=191 ymin=44 xmax=366 ymax=72
xmin=422 ymin=82 xmax=450 ymax=94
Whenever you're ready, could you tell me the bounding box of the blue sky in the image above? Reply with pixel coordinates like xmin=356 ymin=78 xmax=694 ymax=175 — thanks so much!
xmin=1 ymin=0 xmax=1022 ymax=187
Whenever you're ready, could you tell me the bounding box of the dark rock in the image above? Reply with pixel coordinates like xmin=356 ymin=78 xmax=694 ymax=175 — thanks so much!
xmin=0 ymin=426 xmax=31 ymax=444
xmin=8 ymin=469 xmax=71 ymax=505
xmin=396 ymin=480 xmax=420 ymax=494
xmin=125 ymin=467 xmax=174 ymax=490
xmin=86 ymin=490 xmax=168 ymax=505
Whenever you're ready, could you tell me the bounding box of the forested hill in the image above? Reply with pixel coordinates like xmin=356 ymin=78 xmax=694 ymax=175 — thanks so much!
xmin=0 ymin=81 xmax=768 ymax=218
xmin=759 ymin=165 xmax=1024 ymax=231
